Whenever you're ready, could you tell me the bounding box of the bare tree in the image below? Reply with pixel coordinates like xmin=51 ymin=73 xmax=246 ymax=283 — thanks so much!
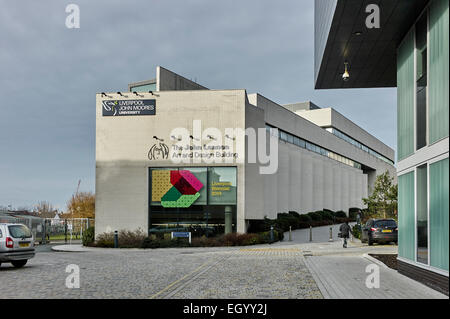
xmin=35 ymin=201 xmax=56 ymax=218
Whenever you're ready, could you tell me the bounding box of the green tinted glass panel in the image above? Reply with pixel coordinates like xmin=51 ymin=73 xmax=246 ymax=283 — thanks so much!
xmin=131 ymin=83 xmax=156 ymax=92
xmin=429 ymin=158 xmax=449 ymax=271
xmin=398 ymin=171 xmax=415 ymax=261
xmin=208 ymin=167 xmax=237 ymax=205
xmin=397 ymin=30 xmax=415 ymax=161
xmin=429 ymin=0 xmax=449 ymax=143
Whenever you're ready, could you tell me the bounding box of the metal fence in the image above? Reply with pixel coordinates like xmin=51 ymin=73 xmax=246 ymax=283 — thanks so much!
xmin=44 ymin=218 xmax=94 ymax=244
xmin=0 ymin=213 xmax=94 ymax=244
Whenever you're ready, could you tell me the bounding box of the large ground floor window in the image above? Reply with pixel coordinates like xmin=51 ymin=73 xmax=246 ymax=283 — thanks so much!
xmin=398 ymin=156 xmax=449 ymax=272
xmin=149 ymin=166 xmax=237 ymax=236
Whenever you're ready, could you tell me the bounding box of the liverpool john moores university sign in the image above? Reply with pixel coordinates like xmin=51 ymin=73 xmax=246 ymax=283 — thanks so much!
xmin=102 ymin=99 xmax=156 ymax=116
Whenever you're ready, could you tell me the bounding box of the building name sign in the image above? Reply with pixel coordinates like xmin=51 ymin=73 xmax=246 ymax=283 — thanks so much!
xmin=102 ymin=99 xmax=156 ymax=116
xmin=171 ymin=144 xmax=238 ymax=159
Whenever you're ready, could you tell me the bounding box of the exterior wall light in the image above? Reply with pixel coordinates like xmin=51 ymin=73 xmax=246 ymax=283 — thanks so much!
xmin=342 ymin=62 xmax=350 ymax=81
xmin=225 ymin=134 xmax=236 ymax=141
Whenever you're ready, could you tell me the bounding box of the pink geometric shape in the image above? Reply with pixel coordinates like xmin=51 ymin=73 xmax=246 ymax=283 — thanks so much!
xmin=179 ymin=170 xmax=203 ymax=191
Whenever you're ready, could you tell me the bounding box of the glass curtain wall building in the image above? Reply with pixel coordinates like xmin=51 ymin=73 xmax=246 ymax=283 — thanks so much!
xmin=314 ymin=0 xmax=449 ymax=294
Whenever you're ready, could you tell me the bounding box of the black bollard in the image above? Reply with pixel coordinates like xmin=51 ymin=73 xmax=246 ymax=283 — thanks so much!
xmin=270 ymin=226 xmax=274 ymax=243
xmin=114 ymin=230 xmax=119 ymax=248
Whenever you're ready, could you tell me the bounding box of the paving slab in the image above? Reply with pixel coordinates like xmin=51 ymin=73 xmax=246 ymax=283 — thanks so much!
xmin=304 ymin=255 xmax=448 ymax=299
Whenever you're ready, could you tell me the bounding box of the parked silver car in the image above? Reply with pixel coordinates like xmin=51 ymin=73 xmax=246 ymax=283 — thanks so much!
xmin=0 ymin=223 xmax=35 ymax=268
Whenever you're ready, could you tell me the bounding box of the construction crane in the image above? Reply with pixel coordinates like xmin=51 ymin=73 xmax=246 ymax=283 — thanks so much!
xmin=75 ymin=179 xmax=81 ymax=196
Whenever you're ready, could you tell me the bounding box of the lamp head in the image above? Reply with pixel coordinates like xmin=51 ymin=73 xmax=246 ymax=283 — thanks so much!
xmin=342 ymin=62 xmax=350 ymax=81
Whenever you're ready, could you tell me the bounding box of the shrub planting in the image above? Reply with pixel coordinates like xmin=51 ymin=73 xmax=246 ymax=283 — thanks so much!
xmin=82 ymin=227 xmax=95 ymax=247
xmin=87 ymin=228 xmax=282 ymax=249
xmin=334 ymin=210 xmax=348 ymax=218
xmin=307 ymin=212 xmax=322 ymax=221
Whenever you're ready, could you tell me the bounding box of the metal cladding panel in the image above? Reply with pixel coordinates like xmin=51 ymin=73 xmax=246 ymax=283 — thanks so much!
xmin=314 ymin=0 xmax=430 ymax=89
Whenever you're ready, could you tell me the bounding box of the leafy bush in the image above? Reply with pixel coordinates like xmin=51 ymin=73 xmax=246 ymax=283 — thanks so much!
xmin=95 ymin=232 xmax=114 ymax=248
xmin=288 ymin=211 xmax=301 ymax=219
xmin=352 ymin=224 xmax=361 ymax=239
xmin=140 ymin=238 xmax=189 ymax=249
xmin=307 ymin=212 xmax=322 ymax=221
xmin=317 ymin=210 xmax=334 ymax=221
xmin=275 ymin=213 xmax=299 ymax=231
xmin=117 ymin=229 xmax=146 ymax=248
xmin=82 ymin=227 xmax=95 ymax=247
xmin=349 ymin=208 xmax=360 ymax=221
xmin=334 ymin=210 xmax=348 ymax=218
xmin=298 ymin=214 xmax=312 ymax=222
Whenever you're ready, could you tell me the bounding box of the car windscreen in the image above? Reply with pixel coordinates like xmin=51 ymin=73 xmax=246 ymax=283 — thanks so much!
xmin=374 ymin=220 xmax=397 ymax=228
xmin=8 ymin=225 xmax=33 ymax=238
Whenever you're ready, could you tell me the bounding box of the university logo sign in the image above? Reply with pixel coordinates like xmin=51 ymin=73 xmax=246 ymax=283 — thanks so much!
xmin=102 ymin=99 xmax=156 ymax=116
xmin=152 ymin=170 xmax=204 ymax=208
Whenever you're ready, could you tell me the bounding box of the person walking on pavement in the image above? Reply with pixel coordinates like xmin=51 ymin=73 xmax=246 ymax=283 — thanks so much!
xmin=339 ymin=221 xmax=352 ymax=248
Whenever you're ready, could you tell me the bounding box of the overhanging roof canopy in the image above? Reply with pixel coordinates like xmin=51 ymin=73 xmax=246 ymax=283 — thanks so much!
xmin=314 ymin=0 xmax=429 ymax=89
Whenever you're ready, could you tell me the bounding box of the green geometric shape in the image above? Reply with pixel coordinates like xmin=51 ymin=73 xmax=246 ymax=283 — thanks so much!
xmin=161 ymin=192 xmax=200 ymax=208
xmin=177 ymin=193 xmax=201 ymax=207
xmin=161 ymin=186 xmax=182 ymax=202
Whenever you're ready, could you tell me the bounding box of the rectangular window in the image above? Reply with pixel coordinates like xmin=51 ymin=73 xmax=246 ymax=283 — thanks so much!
xmin=416 ymin=14 xmax=428 ymax=150
xmin=130 ymin=82 xmax=156 ymax=92
xmin=208 ymin=167 xmax=237 ymax=205
xmin=398 ymin=171 xmax=415 ymax=260
xmin=416 ymin=164 xmax=428 ymax=264
xmin=397 ymin=30 xmax=415 ymax=161
xmin=429 ymin=0 xmax=449 ymax=143
xmin=298 ymin=138 xmax=306 ymax=148
xmin=429 ymin=158 xmax=449 ymax=271
xmin=287 ymin=133 xmax=294 ymax=144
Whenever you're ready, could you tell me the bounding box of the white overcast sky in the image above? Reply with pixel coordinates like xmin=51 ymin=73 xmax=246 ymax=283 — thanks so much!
xmin=0 ymin=0 xmax=396 ymax=210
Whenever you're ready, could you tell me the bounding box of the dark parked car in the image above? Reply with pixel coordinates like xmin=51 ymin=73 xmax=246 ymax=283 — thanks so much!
xmin=361 ymin=218 xmax=398 ymax=246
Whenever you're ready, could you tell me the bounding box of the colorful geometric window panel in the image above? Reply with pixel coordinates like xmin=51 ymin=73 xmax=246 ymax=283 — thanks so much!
xmin=152 ymin=169 xmax=204 ymax=208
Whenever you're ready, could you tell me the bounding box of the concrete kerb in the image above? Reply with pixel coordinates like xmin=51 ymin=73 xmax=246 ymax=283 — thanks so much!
xmin=362 ymin=252 xmax=397 ymax=271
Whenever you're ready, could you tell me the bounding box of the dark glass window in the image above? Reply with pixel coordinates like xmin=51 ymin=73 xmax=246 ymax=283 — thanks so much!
xmin=416 ymin=164 xmax=428 ymax=264
xmin=373 ymin=220 xmax=397 ymax=228
xmin=8 ymin=225 xmax=32 ymax=238
xmin=416 ymin=14 xmax=428 ymax=150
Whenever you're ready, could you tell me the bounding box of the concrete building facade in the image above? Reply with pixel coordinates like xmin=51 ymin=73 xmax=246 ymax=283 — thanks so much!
xmin=96 ymin=66 xmax=395 ymax=238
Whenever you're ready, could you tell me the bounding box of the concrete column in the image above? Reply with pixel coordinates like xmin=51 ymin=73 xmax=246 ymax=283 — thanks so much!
xmin=225 ymin=206 xmax=233 ymax=234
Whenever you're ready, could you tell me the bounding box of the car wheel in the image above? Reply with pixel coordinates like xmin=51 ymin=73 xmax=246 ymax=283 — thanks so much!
xmin=11 ymin=260 xmax=27 ymax=268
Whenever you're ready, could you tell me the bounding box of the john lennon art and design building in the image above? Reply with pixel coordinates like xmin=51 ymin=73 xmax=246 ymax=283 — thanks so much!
xmin=96 ymin=66 xmax=395 ymax=237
